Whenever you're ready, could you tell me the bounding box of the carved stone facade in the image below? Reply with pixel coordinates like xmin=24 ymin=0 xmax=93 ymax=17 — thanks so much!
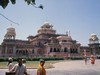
xmin=0 ymin=22 xmax=100 ymax=57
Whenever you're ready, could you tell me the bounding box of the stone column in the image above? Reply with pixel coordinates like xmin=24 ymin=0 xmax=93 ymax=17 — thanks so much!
xmin=13 ymin=46 xmax=16 ymax=57
xmin=78 ymin=47 xmax=80 ymax=53
xmin=5 ymin=46 xmax=7 ymax=57
xmin=34 ymin=48 xmax=37 ymax=56
xmin=68 ymin=47 xmax=70 ymax=53
xmin=47 ymin=47 xmax=50 ymax=56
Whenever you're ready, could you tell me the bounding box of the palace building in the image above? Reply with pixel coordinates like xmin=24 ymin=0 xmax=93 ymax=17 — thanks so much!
xmin=0 ymin=22 xmax=100 ymax=57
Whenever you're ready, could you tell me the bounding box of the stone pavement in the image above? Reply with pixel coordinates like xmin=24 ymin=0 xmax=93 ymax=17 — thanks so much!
xmin=0 ymin=59 xmax=100 ymax=75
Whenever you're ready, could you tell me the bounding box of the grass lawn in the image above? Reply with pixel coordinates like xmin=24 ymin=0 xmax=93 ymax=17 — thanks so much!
xmin=0 ymin=60 xmax=62 ymax=69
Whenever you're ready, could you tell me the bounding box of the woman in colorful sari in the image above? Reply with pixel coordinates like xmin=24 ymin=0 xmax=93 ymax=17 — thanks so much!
xmin=37 ymin=59 xmax=46 ymax=75
xmin=90 ymin=55 xmax=95 ymax=65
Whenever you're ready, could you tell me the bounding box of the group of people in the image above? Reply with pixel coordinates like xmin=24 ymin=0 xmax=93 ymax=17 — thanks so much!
xmin=84 ymin=55 xmax=95 ymax=65
xmin=7 ymin=55 xmax=95 ymax=75
xmin=7 ymin=58 xmax=46 ymax=75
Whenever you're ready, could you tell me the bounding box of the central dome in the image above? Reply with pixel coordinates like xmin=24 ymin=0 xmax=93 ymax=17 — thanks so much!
xmin=41 ymin=21 xmax=53 ymax=28
xmin=37 ymin=21 xmax=56 ymax=34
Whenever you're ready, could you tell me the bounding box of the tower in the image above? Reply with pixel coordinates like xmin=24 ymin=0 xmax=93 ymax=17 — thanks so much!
xmin=89 ymin=33 xmax=99 ymax=44
xmin=4 ymin=24 xmax=16 ymax=39
xmin=1 ymin=24 xmax=16 ymax=57
xmin=88 ymin=33 xmax=100 ymax=55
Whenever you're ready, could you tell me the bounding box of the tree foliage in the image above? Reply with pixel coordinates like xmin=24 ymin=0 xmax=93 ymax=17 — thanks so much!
xmin=0 ymin=0 xmax=43 ymax=9
xmin=0 ymin=0 xmax=43 ymax=25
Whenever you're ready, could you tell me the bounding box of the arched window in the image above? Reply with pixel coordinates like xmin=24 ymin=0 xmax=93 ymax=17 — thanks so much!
xmin=32 ymin=49 xmax=34 ymax=53
xmin=50 ymin=48 xmax=52 ymax=52
xmin=70 ymin=49 xmax=72 ymax=53
xmin=73 ymin=49 xmax=75 ymax=53
xmin=16 ymin=50 xmax=18 ymax=54
xmin=64 ymin=48 xmax=67 ymax=52
xmin=54 ymin=48 xmax=56 ymax=52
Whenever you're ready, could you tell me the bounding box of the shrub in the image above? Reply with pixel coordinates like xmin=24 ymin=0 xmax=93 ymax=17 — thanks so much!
xmin=0 ymin=56 xmax=64 ymax=62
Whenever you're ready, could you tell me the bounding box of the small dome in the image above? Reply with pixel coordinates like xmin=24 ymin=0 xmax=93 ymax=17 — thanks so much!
xmin=7 ymin=25 xmax=15 ymax=34
xmin=89 ymin=33 xmax=99 ymax=41
xmin=7 ymin=24 xmax=14 ymax=29
xmin=7 ymin=24 xmax=15 ymax=31
xmin=91 ymin=33 xmax=96 ymax=36
xmin=4 ymin=24 xmax=16 ymax=39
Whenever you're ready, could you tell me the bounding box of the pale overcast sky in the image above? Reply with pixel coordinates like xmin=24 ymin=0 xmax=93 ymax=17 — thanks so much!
xmin=0 ymin=0 xmax=100 ymax=46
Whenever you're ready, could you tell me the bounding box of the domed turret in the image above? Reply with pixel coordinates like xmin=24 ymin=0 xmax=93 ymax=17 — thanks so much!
xmin=4 ymin=24 xmax=16 ymax=39
xmin=89 ymin=33 xmax=99 ymax=44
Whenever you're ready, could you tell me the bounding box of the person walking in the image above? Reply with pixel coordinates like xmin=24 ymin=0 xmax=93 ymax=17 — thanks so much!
xmin=37 ymin=59 xmax=46 ymax=75
xmin=90 ymin=55 xmax=95 ymax=65
xmin=7 ymin=57 xmax=14 ymax=71
xmin=84 ymin=56 xmax=88 ymax=64
xmin=10 ymin=58 xmax=28 ymax=75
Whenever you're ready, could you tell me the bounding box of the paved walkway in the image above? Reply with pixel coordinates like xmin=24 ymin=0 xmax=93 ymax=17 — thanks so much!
xmin=1 ymin=59 xmax=100 ymax=75
xmin=51 ymin=59 xmax=100 ymax=70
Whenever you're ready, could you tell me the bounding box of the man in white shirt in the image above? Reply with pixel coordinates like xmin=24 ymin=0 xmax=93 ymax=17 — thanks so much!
xmin=10 ymin=58 xmax=28 ymax=75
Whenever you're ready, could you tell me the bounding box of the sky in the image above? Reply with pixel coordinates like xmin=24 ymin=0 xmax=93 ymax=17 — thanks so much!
xmin=0 ymin=0 xmax=100 ymax=46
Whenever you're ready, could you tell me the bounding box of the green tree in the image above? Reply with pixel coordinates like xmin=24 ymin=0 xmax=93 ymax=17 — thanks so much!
xmin=0 ymin=0 xmax=43 ymax=25
xmin=0 ymin=0 xmax=43 ymax=9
